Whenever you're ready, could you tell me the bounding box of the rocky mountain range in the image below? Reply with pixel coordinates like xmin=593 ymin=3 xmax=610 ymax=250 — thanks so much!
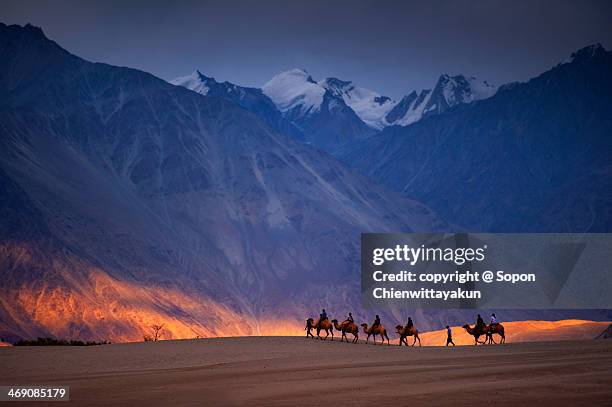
xmin=0 ymin=23 xmax=445 ymax=342
xmin=173 ymin=68 xmax=497 ymax=153
xmin=1 ymin=23 xmax=610 ymax=342
xmin=341 ymin=44 xmax=612 ymax=233
xmin=170 ymin=70 xmax=306 ymax=142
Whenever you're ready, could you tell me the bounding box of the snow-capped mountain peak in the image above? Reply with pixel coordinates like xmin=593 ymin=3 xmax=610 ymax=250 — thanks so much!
xmin=437 ymin=74 xmax=497 ymax=105
xmin=385 ymin=74 xmax=497 ymax=126
xmin=319 ymin=77 xmax=397 ymax=130
xmin=170 ymin=70 xmax=215 ymax=95
xmin=262 ymin=69 xmax=326 ymax=114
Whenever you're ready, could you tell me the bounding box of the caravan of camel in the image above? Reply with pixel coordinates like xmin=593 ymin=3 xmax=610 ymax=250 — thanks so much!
xmin=306 ymin=311 xmax=506 ymax=346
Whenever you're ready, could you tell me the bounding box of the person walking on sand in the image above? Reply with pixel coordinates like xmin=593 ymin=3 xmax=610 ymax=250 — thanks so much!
xmin=446 ymin=325 xmax=455 ymax=346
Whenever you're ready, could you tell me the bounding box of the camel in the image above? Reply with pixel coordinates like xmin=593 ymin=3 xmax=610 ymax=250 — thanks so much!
xmin=462 ymin=323 xmax=505 ymax=345
xmin=395 ymin=325 xmax=422 ymax=347
xmin=305 ymin=318 xmax=315 ymax=338
xmin=331 ymin=319 xmax=359 ymax=343
xmin=306 ymin=318 xmax=334 ymax=341
xmin=360 ymin=323 xmax=390 ymax=345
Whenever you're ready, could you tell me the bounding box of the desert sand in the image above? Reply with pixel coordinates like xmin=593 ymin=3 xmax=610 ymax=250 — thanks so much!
xmin=2 ymin=328 xmax=611 ymax=406
xmin=417 ymin=319 xmax=612 ymax=346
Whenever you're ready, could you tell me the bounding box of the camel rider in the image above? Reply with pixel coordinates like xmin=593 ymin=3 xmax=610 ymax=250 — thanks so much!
xmin=405 ymin=317 xmax=414 ymax=330
xmin=490 ymin=313 xmax=498 ymax=325
xmin=320 ymin=309 xmax=328 ymax=321
xmin=341 ymin=312 xmax=354 ymax=326
xmin=372 ymin=315 xmax=381 ymax=329
xmin=476 ymin=314 xmax=484 ymax=329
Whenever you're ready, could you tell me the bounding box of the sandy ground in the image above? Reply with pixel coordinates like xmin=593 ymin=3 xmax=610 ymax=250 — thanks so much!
xmin=417 ymin=319 xmax=612 ymax=346
xmin=1 ymin=335 xmax=611 ymax=407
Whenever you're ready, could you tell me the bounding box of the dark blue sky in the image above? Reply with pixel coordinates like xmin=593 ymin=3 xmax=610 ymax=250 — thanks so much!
xmin=2 ymin=0 xmax=611 ymax=98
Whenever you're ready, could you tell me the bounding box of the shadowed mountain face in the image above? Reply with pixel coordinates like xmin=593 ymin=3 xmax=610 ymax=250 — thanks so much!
xmin=261 ymin=69 xmax=378 ymax=153
xmin=1 ymin=25 xmax=609 ymax=342
xmin=173 ymin=69 xmax=497 ymax=154
xmin=341 ymin=44 xmax=612 ymax=233
xmin=170 ymin=70 xmax=307 ymax=142
xmin=384 ymin=74 xmax=496 ymax=126
xmin=0 ymin=24 xmax=446 ymax=341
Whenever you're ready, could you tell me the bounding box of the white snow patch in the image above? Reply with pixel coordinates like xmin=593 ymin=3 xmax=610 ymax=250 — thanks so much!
xmin=262 ymin=69 xmax=325 ymax=114
xmin=320 ymin=78 xmax=397 ymax=129
xmin=395 ymin=90 xmax=433 ymax=126
xmin=170 ymin=70 xmax=211 ymax=95
xmin=393 ymin=75 xmax=496 ymax=127
xmin=464 ymin=76 xmax=497 ymax=101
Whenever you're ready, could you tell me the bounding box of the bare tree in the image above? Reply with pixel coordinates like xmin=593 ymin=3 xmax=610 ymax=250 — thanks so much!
xmin=151 ymin=324 xmax=164 ymax=342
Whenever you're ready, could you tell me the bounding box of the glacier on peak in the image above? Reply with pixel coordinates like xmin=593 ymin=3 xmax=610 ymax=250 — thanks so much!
xmin=386 ymin=74 xmax=497 ymax=126
xmin=170 ymin=70 xmax=213 ymax=95
xmin=319 ymin=77 xmax=397 ymax=130
xmin=262 ymin=69 xmax=326 ymax=114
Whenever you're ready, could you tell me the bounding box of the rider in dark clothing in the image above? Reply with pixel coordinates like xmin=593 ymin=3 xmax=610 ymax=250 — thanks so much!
xmin=476 ymin=314 xmax=484 ymax=329
xmin=372 ymin=315 xmax=381 ymax=328
xmin=405 ymin=317 xmax=414 ymax=330
xmin=320 ymin=309 xmax=328 ymax=321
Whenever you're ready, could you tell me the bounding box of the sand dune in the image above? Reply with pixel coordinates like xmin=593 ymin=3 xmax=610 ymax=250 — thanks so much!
xmin=2 ymin=332 xmax=611 ymax=406
xmin=416 ymin=319 xmax=611 ymax=346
